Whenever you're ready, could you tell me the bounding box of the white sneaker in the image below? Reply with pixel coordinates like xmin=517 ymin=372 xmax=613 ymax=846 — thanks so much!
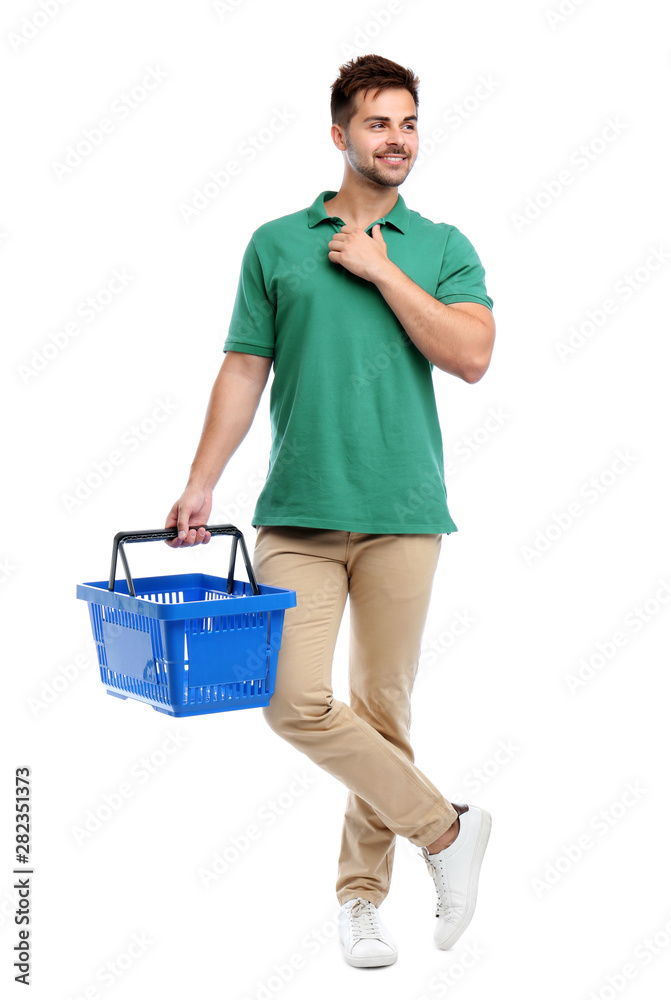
xmin=419 ymin=804 xmax=491 ymax=950
xmin=338 ymin=897 xmax=398 ymax=968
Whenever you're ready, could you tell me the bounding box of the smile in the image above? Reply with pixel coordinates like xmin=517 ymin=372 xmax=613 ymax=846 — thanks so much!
xmin=376 ymin=155 xmax=406 ymax=164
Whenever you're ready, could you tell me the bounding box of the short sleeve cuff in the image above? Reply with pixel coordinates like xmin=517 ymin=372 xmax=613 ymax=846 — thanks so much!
xmin=436 ymin=293 xmax=494 ymax=309
xmin=223 ymin=340 xmax=274 ymax=358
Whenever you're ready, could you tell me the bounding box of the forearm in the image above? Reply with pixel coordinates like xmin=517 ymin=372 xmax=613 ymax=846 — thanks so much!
xmin=374 ymin=260 xmax=493 ymax=382
xmin=187 ymin=359 xmax=268 ymax=491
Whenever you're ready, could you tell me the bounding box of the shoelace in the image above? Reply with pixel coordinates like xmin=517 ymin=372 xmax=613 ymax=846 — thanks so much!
xmin=346 ymin=898 xmax=385 ymax=943
xmin=420 ymin=850 xmax=456 ymax=919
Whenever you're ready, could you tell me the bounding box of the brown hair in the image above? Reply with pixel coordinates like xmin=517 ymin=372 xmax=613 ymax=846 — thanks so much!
xmin=330 ymin=53 xmax=420 ymax=131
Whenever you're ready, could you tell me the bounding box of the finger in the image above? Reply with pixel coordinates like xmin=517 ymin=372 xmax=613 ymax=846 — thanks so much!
xmin=180 ymin=527 xmax=194 ymax=547
xmin=176 ymin=505 xmax=193 ymax=542
xmin=164 ymin=506 xmax=182 ymax=546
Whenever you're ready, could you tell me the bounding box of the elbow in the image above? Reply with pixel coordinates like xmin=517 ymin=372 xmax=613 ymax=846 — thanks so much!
xmin=460 ymin=334 xmax=494 ymax=383
xmin=460 ymin=317 xmax=495 ymax=383
xmin=460 ymin=355 xmax=491 ymax=384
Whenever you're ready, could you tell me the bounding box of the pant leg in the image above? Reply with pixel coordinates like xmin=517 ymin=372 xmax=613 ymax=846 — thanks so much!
xmin=335 ymin=532 xmax=448 ymax=907
xmin=252 ymin=526 xmax=457 ymax=906
xmin=254 ymin=524 xmax=350 ymax=737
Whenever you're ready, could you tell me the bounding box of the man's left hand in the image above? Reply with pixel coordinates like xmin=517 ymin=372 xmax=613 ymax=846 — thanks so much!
xmin=327 ymin=224 xmax=392 ymax=283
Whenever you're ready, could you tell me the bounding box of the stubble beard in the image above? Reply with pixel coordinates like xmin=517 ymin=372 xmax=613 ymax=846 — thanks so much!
xmin=344 ymin=133 xmax=414 ymax=188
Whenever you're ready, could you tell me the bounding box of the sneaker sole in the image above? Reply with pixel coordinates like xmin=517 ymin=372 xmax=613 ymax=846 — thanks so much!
xmin=343 ymin=949 xmax=398 ymax=968
xmin=435 ymin=807 xmax=492 ymax=950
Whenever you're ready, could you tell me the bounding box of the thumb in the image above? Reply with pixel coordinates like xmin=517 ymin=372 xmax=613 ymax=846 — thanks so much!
xmin=372 ymin=223 xmax=386 ymax=242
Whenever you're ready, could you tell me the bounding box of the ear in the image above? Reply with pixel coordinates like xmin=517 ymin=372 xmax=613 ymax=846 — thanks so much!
xmin=330 ymin=122 xmax=347 ymax=151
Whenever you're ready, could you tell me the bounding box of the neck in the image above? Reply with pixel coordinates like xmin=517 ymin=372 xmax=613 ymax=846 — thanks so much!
xmin=324 ymin=174 xmax=399 ymax=229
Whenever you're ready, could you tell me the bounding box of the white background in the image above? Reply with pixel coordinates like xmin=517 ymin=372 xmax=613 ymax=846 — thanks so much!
xmin=2 ymin=0 xmax=671 ymax=997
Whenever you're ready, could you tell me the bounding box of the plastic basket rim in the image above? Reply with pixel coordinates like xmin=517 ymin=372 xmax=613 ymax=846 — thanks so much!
xmin=77 ymin=571 xmax=296 ymax=620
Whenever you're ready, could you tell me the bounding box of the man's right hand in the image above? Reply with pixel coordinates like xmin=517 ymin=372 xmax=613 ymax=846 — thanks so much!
xmin=164 ymin=486 xmax=213 ymax=547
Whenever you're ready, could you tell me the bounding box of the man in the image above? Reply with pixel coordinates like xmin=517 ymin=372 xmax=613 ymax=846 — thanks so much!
xmin=165 ymin=53 xmax=495 ymax=969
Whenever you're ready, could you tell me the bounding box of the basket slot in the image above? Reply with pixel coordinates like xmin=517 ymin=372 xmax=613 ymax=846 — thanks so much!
xmin=150 ymin=619 xmax=167 ymax=685
xmin=140 ymin=590 xmax=184 ymax=604
xmin=101 ymin=666 xmax=171 ymax=705
xmin=102 ymin=606 xmax=152 ymax=633
xmin=186 ymin=675 xmax=269 ymax=707
xmin=89 ymin=604 xmax=108 ymax=667
xmin=136 ymin=587 xmax=234 ymax=605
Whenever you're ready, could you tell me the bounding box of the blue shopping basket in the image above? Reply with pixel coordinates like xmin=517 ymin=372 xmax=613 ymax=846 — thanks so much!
xmin=76 ymin=525 xmax=296 ymax=717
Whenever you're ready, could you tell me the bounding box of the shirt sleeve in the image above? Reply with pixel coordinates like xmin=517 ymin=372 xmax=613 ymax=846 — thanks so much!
xmin=435 ymin=226 xmax=494 ymax=310
xmin=223 ymin=236 xmax=275 ymax=357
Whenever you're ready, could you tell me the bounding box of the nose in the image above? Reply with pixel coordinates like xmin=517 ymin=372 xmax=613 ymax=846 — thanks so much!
xmin=385 ymin=129 xmax=405 ymax=148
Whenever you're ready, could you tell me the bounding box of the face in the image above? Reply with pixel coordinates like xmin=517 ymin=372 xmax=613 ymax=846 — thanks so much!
xmin=335 ymin=87 xmax=419 ymax=187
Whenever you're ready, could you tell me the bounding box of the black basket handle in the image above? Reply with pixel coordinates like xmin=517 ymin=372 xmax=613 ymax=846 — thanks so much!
xmin=108 ymin=525 xmax=260 ymax=597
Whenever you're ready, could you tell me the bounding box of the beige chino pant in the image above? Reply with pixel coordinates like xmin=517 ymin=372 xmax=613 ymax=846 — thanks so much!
xmin=252 ymin=525 xmax=458 ymax=908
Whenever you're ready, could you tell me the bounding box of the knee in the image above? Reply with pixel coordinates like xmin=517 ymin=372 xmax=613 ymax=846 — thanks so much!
xmin=262 ymin=691 xmax=338 ymax=738
xmin=261 ymin=696 xmax=290 ymax=736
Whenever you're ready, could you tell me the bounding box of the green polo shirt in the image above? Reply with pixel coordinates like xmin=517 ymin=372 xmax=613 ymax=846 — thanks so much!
xmin=223 ymin=189 xmax=493 ymax=534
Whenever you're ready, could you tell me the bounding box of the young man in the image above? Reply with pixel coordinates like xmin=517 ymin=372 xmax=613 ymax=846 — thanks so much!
xmin=165 ymin=54 xmax=495 ymax=968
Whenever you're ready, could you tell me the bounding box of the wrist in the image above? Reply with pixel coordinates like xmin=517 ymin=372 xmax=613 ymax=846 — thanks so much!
xmin=186 ymin=471 xmax=216 ymax=494
xmin=372 ymin=256 xmax=400 ymax=290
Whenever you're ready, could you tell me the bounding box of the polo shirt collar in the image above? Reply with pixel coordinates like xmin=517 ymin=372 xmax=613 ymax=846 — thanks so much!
xmin=307 ymin=189 xmax=409 ymax=234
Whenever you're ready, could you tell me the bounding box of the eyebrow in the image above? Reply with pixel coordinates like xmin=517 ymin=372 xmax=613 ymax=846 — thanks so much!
xmin=361 ymin=115 xmax=418 ymax=123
